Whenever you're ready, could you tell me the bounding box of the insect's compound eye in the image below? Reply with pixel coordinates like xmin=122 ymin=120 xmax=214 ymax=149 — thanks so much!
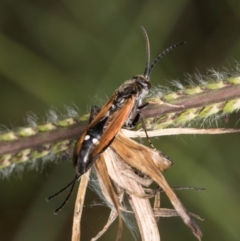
xmin=132 ymin=75 xmax=151 ymax=89
xmin=137 ymin=78 xmax=151 ymax=90
xmin=143 ymin=80 xmax=151 ymax=89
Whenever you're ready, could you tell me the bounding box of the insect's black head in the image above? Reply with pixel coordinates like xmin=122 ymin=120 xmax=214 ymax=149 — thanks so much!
xmin=132 ymin=75 xmax=151 ymax=90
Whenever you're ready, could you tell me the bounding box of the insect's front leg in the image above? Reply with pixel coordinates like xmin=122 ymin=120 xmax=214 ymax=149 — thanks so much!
xmin=125 ymin=101 xmax=149 ymax=129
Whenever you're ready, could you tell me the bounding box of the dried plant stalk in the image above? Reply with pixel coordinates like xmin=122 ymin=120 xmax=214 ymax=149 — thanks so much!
xmin=72 ymin=131 xmax=204 ymax=240
xmin=103 ymin=147 xmax=160 ymax=241
xmin=72 ymin=170 xmax=90 ymax=241
xmin=112 ymin=132 xmax=202 ymax=240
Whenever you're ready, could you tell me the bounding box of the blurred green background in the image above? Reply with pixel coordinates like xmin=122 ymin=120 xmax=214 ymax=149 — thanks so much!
xmin=0 ymin=0 xmax=240 ymax=241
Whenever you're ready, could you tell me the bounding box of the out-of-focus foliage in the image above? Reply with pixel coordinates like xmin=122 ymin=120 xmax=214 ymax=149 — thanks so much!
xmin=0 ymin=1 xmax=240 ymax=241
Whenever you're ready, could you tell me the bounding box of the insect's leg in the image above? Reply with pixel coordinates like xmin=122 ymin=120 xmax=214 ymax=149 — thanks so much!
xmin=139 ymin=113 xmax=156 ymax=150
xmin=138 ymin=102 xmax=149 ymax=109
xmin=89 ymin=105 xmax=101 ymax=123
xmin=130 ymin=102 xmax=149 ymax=128
xmin=46 ymin=175 xmax=79 ymax=213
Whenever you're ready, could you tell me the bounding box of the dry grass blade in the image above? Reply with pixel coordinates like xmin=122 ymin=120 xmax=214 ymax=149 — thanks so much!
xmin=71 ymin=131 xmax=204 ymax=240
xmin=94 ymin=154 xmax=123 ymax=241
xmin=91 ymin=209 xmax=118 ymax=241
xmin=154 ymin=190 xmax=161 ymax=223
xmin=103 ymin=147 xmax=160 ymax=241
xmin=72 ymin=170 xmax=91 ymax=241
xmin=122 ymin=127 xmax=240 ymax=138
xmin=112 ymin=132 xmax=202 ymax=240
xmin=153 ymin=208 xmax=203 ymax=220
xmin=91 ymin=191 xmax=125 ymax=241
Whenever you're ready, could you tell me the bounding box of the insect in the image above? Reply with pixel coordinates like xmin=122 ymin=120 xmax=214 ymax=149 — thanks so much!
xmin=47 ymin=27 xmax=185 ymax=213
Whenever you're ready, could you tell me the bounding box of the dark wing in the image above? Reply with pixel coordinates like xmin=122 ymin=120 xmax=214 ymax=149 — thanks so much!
xmin=73 ymin=95 xmax=116 ymax=165
xmin=88 ymin=95 xmax=115 ymax=128
xmin=91 ymin=95 xmax=136 ymax=158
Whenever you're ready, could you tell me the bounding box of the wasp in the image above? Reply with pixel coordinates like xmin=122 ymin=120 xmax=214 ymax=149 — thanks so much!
xmin=47 ymin=27 xmax=185 ymax=213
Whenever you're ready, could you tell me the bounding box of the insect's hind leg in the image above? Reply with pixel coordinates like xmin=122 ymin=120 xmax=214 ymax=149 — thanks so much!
xmin=139 ymin=113 xmax=156 ymax=150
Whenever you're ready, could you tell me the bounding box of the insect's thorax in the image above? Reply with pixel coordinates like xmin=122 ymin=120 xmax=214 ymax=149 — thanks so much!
xmin=111 ymin=75 xmax=150 ymax=128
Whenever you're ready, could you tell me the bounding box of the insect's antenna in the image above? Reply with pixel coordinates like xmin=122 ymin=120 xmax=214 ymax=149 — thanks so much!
xmin=46 ymin=174 xmax=79 ymax=213
xmin=141 ymin=26 xmax=150 ymax=79
xmin=148 ymin=41 xmax=186 ymax=77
